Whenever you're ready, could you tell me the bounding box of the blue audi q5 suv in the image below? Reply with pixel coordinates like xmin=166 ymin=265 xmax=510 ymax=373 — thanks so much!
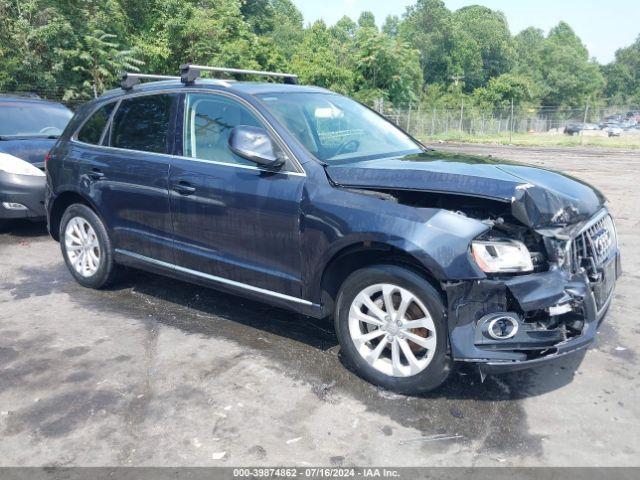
xmin=45 ymin=67 xmax=621 ymax=393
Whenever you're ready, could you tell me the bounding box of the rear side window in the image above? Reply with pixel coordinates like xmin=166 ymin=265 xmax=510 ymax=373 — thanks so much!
xmin=110 ymin=94 xmax=177 ymax=153
xmin=77 ymin=103 xmax=115 ymax=145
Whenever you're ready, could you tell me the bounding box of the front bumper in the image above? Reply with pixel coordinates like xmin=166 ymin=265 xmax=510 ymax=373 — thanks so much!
xmin=0 ymin=171 xmax=46 ymax=220
xmin=443 ymin=250 xmax=621 ymax=373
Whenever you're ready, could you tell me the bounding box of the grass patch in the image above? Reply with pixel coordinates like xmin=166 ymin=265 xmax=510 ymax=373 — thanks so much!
xmin=419 ymin=131 xmax=640 ymax=149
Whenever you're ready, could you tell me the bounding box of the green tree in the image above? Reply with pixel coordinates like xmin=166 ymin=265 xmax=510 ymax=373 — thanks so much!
xmin=604 ymin=36 xmax=640 ymax=105
xmin=290 ymin=20 xmax=354 ymax=94
xmin=452 ymin=6 xmax=515 ymax=89
xmin=269 ymin=0 xmax=305 ymax=61
xmin=474 ymin=73 xmax=533 ymax=110
xmin=240 ymin=0 xmax=275 ymax=35
xmin=540 ymin=22 xmax=604 ymax=108
xmin=352 ymin=25 xmax=422 ymax=105
xmin=400 ymin=0 xmax=453 ymax=85
xmin=73 ymin=30 xmax=143 ymax=98
xmin=382 ymin=15 xmax=400 ymax=38
xmin=331 ymin=16 xmax=357 ymax=44
xmin=164 ymin=0 xmax=260 ymax=70
xmin=357 ymin=11 xmax=376 ymax=30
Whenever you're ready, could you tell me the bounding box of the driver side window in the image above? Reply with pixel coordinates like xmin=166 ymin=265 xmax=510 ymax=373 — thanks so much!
xmin=183 ymin=94 xmax=264 ymax=167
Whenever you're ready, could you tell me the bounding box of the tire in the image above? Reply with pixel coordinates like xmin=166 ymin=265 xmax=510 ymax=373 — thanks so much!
xmin=59 ymin=203 xmax=120 ymax=289
xmin=334 ymin=265 xmax=452 ymax=394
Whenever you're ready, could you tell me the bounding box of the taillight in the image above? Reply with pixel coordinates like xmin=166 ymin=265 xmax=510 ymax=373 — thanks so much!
xmin=44 ymin=152 xmax=51 ymax=167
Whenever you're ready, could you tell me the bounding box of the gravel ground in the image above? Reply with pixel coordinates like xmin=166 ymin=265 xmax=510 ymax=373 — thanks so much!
xmin=0 ymin=144 xmax=638 ymax=467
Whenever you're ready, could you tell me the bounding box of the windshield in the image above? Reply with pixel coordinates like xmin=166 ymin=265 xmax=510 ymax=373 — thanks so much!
xmin=258 ymin=93 xmax=422 ymax=164
xmin=0 ymin=102 xmax=73 ymax=138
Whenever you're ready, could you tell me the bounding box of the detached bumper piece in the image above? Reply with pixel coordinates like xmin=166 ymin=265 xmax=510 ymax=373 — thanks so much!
xmin=0 ymin=171 xmax=46 ymax=220
xmin=444 ymin=251 xmax=621 ymax=373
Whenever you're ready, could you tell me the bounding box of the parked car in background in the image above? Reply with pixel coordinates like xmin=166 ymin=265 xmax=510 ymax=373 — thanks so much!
xmin=0 ymin=94 xmax=73 ymax=228
xmin=606 ymin=125 xmax=624 ymax=137
xmin=563 ymin=122 xmax=584 ymax=135
xmin=46 ymin=67 xmax=621 ymax=394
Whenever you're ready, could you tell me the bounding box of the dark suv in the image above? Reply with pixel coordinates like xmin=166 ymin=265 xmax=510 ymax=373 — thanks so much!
xmin=46 ymin=67 xmax=621 ymax=393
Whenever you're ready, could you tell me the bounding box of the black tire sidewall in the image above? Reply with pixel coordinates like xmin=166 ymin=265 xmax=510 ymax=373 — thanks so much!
xmin=59 ymin=204 xmax=116 ymax=289
xmin=334 ymin=265 xmax=452 ymax=394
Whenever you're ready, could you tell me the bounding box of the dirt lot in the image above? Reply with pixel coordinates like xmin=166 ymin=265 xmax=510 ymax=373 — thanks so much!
xmin=1 ymin=144 xmax=639 ymax=467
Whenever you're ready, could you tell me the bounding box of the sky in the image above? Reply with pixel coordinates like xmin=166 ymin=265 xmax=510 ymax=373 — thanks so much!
xmin=291 ymin=0 xmax=640 ymax=64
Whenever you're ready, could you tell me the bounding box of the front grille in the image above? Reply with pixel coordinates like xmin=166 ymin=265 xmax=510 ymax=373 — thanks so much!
xmin=570 ymin=212 xmax=617 ymax=275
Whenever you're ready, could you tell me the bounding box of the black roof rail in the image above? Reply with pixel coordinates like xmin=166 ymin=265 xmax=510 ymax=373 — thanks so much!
xmin=121 ymin=73 xmax=181 ymax=90
xmin=179 ymin=64 xmax=299 ymax=85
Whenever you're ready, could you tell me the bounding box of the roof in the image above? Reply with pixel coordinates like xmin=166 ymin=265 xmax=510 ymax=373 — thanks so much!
xmin=100 ymin=79 xmax=332 ymax=101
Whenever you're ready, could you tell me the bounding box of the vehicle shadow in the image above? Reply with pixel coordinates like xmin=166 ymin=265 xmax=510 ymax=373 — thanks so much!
xmin=110 ymin=268 xmax=338 ymax=352
xmin=0 ymin=219 xmax=48 ymax=238
xmin=109 ymin=268 xmax=586 ymax=401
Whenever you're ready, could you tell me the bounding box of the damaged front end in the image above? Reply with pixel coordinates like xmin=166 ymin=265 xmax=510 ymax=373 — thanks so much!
xmin=444 ymin=208 xmax=621 ymax=373
xmin=326 ymin=152 xmax=621 ymax=372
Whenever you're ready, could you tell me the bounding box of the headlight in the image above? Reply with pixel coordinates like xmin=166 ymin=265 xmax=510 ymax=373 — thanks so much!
xmin=471 ymin=239 xmax=534 ymax=273
xmin=0 ymin=152 xmax=45 ymax=177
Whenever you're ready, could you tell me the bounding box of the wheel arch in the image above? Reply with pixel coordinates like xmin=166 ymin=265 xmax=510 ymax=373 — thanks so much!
xmin=48 ymin=190 xmax=103 ymax=241
xmin=317 ymin=241 xmax=447 ymax=318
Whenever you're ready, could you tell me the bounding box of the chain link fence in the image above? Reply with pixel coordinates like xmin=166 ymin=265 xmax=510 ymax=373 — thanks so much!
xmin=373 ymin=101 xmax=640 ymax=141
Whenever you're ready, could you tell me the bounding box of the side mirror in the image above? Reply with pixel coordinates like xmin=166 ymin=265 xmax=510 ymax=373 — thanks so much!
xmin=229 ymin=125 xmax=284 ymax=169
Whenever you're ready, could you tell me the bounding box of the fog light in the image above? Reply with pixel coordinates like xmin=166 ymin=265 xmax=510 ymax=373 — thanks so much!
xmin=2 ymin=202 xmax=28 ymax=210
xmin=480 ymin=312 xmax=520 ymax=340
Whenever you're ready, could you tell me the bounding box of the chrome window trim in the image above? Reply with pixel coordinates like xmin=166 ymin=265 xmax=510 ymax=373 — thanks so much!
xmin=68 ymin=139 xmax=306 ymax=177
xmin=71 ymin=87 xmax=306 ymax=176
xmin=170 ymin=153 xmax=307 ymax=176
xmin=115 ymin=248 xmax=316 ymax=306
xmin=100 ymin=98 xmax=122 ymax=146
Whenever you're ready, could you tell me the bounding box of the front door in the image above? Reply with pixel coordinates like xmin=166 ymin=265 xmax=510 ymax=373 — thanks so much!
xmin=168 ymin=92 xmax=305 ymax=298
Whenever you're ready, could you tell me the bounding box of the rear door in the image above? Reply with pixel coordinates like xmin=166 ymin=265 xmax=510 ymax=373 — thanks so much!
xmin=72 ymin=93 xmax=178 ymax=263
xmin=168 ymin=92 xmax=306 ymax=298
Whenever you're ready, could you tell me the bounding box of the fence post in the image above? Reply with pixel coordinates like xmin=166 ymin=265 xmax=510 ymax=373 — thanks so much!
xmin=431 ymin=108 xmax=436 ymax=136
xmin=580 ymin=98 xmax=589 ymax=145
xmin=406 ymin=103 xmax=412 ymax=134
xmin=509 ymin=98 xmax=514 ymax=143
xmin=459 ymin=99 xmax=464 ymax=136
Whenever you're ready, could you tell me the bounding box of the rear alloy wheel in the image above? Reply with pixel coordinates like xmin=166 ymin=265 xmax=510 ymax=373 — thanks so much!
xmin=335 ymin=265 xmax=451 ymax=394
xmin=60 ymin=204 xmax=120 ymax=289
xmin=65 ymin=216 xmax=101 ymax=278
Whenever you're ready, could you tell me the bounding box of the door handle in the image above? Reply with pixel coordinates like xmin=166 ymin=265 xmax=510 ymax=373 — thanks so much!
xmin=173 ymin=181 xmax=196 ymax=195
xmin=88 ymin=168 xmax=105 ymax=180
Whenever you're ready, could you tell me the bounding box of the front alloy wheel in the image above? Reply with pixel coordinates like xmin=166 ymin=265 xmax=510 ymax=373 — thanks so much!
xmin=335 ymin=265 xmax=451 ymax=394
xmin=348 ymin=284 xmax=437 ymax=377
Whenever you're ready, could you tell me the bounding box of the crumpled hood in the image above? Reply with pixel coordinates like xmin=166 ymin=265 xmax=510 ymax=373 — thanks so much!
xmin=0 ymin=138 xmax=56 ymax=168
xmin=325 ymin=151 xmax=606 ymax=228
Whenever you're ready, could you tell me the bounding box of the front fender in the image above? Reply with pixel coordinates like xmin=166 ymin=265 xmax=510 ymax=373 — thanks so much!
xmin=301 ymin=186 xmax=489 ymax=302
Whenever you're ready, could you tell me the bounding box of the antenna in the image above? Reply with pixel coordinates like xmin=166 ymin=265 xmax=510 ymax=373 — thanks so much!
xmin=180 ymin=65 xmax=299 ymax=85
